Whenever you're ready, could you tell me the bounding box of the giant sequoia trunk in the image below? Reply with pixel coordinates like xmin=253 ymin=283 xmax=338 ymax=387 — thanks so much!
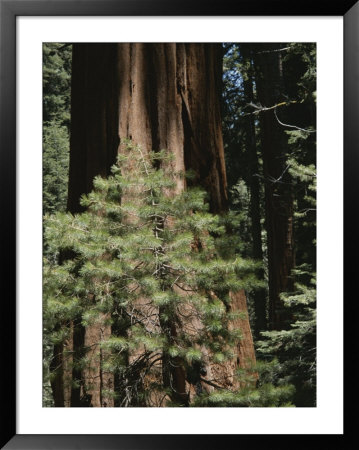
xmin=52 ymin=43 xmax=256 ymax=406
xmin=253 ymin=44 xmax=295 ymax=330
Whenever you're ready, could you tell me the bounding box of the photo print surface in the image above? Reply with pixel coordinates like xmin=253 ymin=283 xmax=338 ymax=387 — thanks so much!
xmin=43 ymin=43 xmax=316 ymax=408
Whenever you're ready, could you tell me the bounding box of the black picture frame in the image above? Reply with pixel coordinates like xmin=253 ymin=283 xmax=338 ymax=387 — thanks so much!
xmin=1 ymin=1 xmax=354 ymax=448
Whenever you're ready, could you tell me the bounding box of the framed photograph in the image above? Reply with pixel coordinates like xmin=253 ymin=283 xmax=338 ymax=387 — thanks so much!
xmin=1 ymin=0 xmax=354 ymax=448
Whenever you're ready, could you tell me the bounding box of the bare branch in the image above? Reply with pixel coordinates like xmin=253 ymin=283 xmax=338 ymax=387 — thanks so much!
xmin=256 ymin=46 xmax=292 ymax=55
xmin=274 ymin=108 xmax=316 ymax=134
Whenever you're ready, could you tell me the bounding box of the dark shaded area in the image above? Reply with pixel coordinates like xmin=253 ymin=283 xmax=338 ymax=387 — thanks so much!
xmin=67 ymin=44 xmax=120 ymax=213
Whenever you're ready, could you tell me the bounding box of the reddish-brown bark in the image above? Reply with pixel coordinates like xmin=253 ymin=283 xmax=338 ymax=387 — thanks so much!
xmin=51 ymin=43 xmax=257 ymax=406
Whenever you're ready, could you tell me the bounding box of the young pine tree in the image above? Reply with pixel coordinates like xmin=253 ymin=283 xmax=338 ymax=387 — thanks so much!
xmin=43 ymin=141 xmax=262 ymax=407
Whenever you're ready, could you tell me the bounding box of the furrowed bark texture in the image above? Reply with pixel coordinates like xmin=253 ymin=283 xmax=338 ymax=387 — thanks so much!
xmin=254 ymin=44 xmax=295 ymax=331
xmin=58 ymin=43 xmax=256 ymax=406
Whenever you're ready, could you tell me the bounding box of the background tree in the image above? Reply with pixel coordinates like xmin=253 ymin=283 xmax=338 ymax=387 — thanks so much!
xmin=252 ymin=43 xmax=296 ymax=331
xmin=221 ymin=42 xmax=316 ymax=406
xmin=255 ymin=43 xmax=317 ymax=406
xmin=222 ymin=44 xmax=267 ymax=339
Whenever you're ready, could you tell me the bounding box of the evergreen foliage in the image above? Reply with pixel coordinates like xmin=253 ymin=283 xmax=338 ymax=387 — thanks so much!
xmin=256 ymin=273 xmax=316 ymax=406
xmin=43 ymin=141 xmax=262 ymax=406
xmin=43 ymin=123 xmax=69 ymax=214
xmin=43 ymin=43 xmax=72 ymax=125
xmin=192 ymin=383 xmax=295 ymax=407
xmin=43 ymin=43 xmax=72 ymax=214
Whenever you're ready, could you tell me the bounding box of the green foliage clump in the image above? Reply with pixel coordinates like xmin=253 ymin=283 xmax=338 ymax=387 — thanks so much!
xmin=192 ymin=383 xmax=295 ymax=407
xmin=43 ymin=140 xmax=260 ymax=406
xmin=43 ymin=43 xmax=72 ymax=125
xmin=43 ymin=43 xmax=72 ymax=215
xmin=43 ymin=123 xmax=69 ymax=214
xmin=256 ymin=272 xmax=316 ymax=406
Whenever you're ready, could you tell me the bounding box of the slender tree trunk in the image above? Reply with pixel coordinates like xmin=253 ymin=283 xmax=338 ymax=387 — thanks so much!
xmin=55 ymin=43 xmax=257 ymax=406
xmin=49 ymin=341 xmax=64 ymax=407
xmin=240 ymin=44 xmax=267 ymax=337
xmin=253 ymin=44 xmax=295 ymax=330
